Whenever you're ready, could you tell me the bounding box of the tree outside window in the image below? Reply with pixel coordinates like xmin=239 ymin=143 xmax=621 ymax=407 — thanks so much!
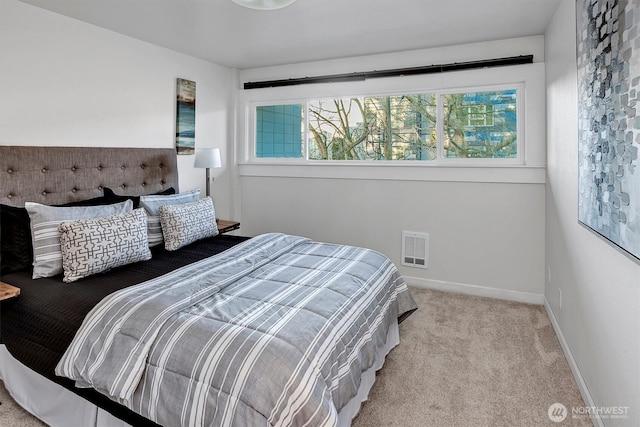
xmin=255 ymin=88 xmax=518 ymax=161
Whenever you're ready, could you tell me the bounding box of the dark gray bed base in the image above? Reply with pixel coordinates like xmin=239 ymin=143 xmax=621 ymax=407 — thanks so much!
xmin=0 ymin=146 xmax=179 ymax=207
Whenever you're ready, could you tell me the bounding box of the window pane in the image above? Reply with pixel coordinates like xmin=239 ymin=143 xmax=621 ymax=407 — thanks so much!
xmin=256 ymin=104 xmax=303 ymax=158
xmin=443 ymin=90 xmax=517 ymax=159
xmin=308 ymin=95 xmax=436 ymax=160
xmin=307 ymin=98 xmax=366 ymax=160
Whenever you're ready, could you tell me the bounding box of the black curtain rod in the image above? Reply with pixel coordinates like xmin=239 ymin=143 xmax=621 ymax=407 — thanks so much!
xmin=243 ymin=55 xmax=534 ymax=90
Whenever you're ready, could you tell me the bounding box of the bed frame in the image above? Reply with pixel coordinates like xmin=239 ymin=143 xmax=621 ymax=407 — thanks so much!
xmin=0 ymin=146 xmax=178 ymax=207
xmin=0 ymin=145 xmax=180 ymax=427
xmin=0 ymin=145 xmax=401 ymax=427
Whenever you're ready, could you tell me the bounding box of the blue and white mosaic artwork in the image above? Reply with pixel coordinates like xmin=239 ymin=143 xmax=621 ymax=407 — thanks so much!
xmin=577 ymin=0 xmax=640 ymax=261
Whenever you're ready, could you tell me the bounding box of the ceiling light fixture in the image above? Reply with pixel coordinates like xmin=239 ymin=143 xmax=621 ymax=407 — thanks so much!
xmin=232 ymin=0 xmax=297 ymax=10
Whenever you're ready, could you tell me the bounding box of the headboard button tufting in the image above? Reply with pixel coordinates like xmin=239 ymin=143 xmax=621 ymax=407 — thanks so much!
xmin=0 ymin=146 xmax=177 ymax=207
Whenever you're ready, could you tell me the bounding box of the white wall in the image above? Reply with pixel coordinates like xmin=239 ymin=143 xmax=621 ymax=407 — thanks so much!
xmin=545 ymin=0 xmax=640 ymax=425
xmin=241 ymin=177 xmax=545 ymax=299
xmin=235 ymin=37 xmax=547 ymax=302
xmin=0 ymin=0 xmax=235 ymax=218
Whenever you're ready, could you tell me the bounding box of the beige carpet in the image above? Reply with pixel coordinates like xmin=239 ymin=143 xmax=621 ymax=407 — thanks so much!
xmin=0 ymin=288 xmax=590 ymax=427
xmin=352 ymin=288 xmax=591 ymax=427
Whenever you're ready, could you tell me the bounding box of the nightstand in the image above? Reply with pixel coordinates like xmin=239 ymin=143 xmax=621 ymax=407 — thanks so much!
xmin=0 ymin=282 xmax=20 ymax=301
xmin=216 ymin=219 xmax=240 ymax=234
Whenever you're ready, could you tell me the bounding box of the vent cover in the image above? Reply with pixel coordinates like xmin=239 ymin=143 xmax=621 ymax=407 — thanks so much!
xmin=402 ymin=231 xmax=429 ymax=269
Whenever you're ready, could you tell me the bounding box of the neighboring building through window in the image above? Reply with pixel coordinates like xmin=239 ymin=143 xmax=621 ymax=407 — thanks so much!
xmin=256 ymin=104 xmax=303 ymax=158
xmin=254 ymin=87 xmax=519 ymax=162
xmin=443 ymin=90 xmax=517 ymax=159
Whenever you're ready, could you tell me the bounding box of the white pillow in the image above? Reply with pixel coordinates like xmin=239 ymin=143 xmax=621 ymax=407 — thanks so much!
xmin=139 ymin=189 xmax=200 ymax=247
xmin=59 ymin=208 xmax=152 ymax=283
xmin=160 ymin=197 xmax=218 ymax=251
xmin=25 ymin=200 xmax=133 ymax=279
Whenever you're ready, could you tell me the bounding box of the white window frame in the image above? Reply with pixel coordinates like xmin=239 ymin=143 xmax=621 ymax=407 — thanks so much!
xmin=249 ymin=83 xmax=524 ymax=166
xmin=237 ymin=63 xmax=546 ymax=184
xmin=435 ymin=84 xmax=524 ymax=165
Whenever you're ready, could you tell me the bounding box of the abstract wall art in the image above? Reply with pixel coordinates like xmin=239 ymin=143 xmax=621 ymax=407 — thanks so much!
xmin=176 ymin=78 xmax=196 ymax=155
xmin=576 ymin=0 xmax=640 ymax=262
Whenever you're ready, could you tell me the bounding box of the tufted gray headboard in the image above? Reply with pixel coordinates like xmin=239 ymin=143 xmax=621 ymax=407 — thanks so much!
xmin=0 ymin=146 xmax=179 ymax=207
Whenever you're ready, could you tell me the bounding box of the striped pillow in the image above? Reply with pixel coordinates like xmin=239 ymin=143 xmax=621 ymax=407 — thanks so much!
xmin=25 ymin=200 xmax=133 ymax=279
xmin=139 ymin=189 xmax=200 ymax=247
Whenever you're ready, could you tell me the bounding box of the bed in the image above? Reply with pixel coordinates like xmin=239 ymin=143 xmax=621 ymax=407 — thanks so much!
xmin=0 ymin=145 xmax=417 ymax=427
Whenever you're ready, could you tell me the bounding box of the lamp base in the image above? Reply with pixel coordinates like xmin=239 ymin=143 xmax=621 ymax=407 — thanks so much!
xmin=205 ymin=168 xmax=211 ymax=197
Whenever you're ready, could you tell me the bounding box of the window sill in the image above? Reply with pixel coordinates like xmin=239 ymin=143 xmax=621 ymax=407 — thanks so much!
xmin=238 ymin=162 xmax=546 ymax=184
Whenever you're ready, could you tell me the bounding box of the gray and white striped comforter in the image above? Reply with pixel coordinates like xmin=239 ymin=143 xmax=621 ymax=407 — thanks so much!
xmin=56 ymin=233 xmax=417 ymax=427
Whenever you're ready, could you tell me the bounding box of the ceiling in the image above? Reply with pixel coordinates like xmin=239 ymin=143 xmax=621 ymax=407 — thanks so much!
xmin=19 ymin=0 xmax=562 ymax=70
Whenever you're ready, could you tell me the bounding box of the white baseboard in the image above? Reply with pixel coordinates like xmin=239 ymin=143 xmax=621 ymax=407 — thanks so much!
xmin=404 ymin=276 xmax=544 ymax=305
xmin=544 ymin=298 xmax=602 ymax=427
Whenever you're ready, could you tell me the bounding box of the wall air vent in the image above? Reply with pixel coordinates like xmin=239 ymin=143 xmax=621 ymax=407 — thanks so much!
xmin=402 ymin=231 xmax=429 ymax=269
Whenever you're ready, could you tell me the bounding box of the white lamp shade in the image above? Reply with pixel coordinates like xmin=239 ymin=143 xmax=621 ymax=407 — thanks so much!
xmin=194 ymin=148 xmax=222 ymax=169
xmin=232 ymin=0 xmax=297 ymax=10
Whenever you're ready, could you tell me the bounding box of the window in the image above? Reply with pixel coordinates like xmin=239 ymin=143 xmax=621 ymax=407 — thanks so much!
xmin=256 ymin=104 xmax=303 ymax=158
xmin=306 ymin=95 xmax=437 ymax=161
xmin=443 ymin=90 xmax=517 ymax=159
xmin=254 ymin=87 xmax=520 ymax=162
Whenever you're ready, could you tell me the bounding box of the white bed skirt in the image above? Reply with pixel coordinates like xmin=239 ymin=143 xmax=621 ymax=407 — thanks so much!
xmin=0 ymin=344 xmax=128 ymax=427
xmin=0 ymin=319 xmax=399 ymax=427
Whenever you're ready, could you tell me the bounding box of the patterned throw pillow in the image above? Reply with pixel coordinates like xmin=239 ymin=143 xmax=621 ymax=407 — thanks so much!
xmin=160 ymin=197 xmax=218 ymax=251
xmin=25 ymin=200 xmax=133 ymax=279
xmin=139 ymin=189 xmax=200 ymax=247
xmin=59 ymin=208 xmax=152 ymax=283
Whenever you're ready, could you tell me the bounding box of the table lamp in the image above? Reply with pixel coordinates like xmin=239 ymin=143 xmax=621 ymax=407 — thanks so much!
xmin=194 ymin=148 xmax=222 ymax=197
